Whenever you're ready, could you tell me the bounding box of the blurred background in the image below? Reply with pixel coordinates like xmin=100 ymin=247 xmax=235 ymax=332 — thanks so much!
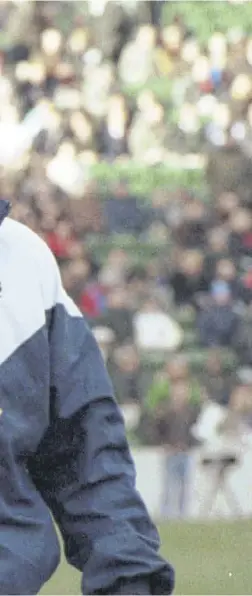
xmin=1 ymin=0 xmax=252 ymax=593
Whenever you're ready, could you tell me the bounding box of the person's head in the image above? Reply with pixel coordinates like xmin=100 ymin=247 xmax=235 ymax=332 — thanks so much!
xmin=192 ymin=54 xmax=210 ymax=84
xmin=212 ymin=103 xmax=231 ymax=130
xmin=99 ymin=249 xmax=129 ymax=288
xmin=183 ymin=199 xmax=206 ymax=222
xmin=231 ymin=73 xmax=252 ymax=102
xmin=180 ymin=249 xmax=204 ymax=277
xmin=67 ymin=27 xmax=89 ymax=55
xmin=29 ymin=61 xmax=47 ymax=86
xmin=139 ymin=297 xmax=161 ymax=314
xmin=106 ymin=94 xmax=128 ymax=134
xmin=165 ymin=354 xmax=190 ymax=382
xmin=181 ymin=37 xmax=199 ymax=64
xmin=106 ymin=248 xmax=129 ymax=267
xmin=178 ymin=102 xmax=200 ymax=135
xmin=211 ymin=280 xmax=232 ymax=306
xmin=215 ymin=258 xmax=237 ymax=282
xmin=229 ymin=208 xmax=252 ymax=234
xmin=69 ymin=111 xmax=93 ymax=145
xmin=207 ymin=227 xmax=228 ymax=253
xmin=136 ymin=89 xmax=156 ymax=113
xmin=143 ymin=101 xmax=164 ymax=125
xmin=107 ymin=93 xmax=127 ymax=116
xmin=208 ymin=32 xmax=227 ymax=59
xmin=68 ymin=257 xmax=91 ymax=283
xmin=113 ymin=343 xmax=140 ymax=373
xmin=41 ymin=28 xmax=62 ymax=57
xmin=39 ymin=202 xmax=61 ymax=232
xmin=136 ymin=25 xmax=156 ymax=50
xmin=217 ymin=192 xmax=240 ymax=217
xmin=161 ymin=25 xmax=182 ymax=54
xmin=66 ymin=240 xmax=85 ymax=261
xmin=55 ymin=219 xmax=73 ymax=239
xmin=107 ymin=287 xmax=129 ymax=309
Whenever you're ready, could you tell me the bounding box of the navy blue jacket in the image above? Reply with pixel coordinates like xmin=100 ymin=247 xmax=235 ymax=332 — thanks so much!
xmin=0 ymin=201 xmax=174 ymax=595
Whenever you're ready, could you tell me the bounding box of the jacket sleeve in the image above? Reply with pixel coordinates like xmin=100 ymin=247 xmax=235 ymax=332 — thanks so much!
xmin=29 ymin=241 xmax=175 ymax=596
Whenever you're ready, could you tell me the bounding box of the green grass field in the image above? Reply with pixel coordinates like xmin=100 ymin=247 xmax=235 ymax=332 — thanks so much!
xmin=40 ymin=519 xmax=252 ymax=595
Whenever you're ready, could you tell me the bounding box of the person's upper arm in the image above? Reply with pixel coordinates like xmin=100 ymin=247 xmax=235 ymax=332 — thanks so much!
xmin=40 ymin=243 xmax=114 ymax=418
xmin=29 ymin=240 xmax=174 ymax=595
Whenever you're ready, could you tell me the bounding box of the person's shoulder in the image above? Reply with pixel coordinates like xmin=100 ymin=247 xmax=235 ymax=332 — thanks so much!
xmin=2 ymin=218 xmax=53 ymax=263
xmin=3 ymin=217 xmax=40 ymax=243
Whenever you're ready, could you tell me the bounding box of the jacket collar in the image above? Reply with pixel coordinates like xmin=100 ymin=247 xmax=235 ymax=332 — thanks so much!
xmin=0 ymin=200 xmax=11 ymax=225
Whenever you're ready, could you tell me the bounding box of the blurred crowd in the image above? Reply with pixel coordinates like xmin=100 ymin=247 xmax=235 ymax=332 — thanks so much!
xmin=1 ymin=1 xmax=252 ymax=173
xmin=1 ymin=0 xmax=252 ymax=519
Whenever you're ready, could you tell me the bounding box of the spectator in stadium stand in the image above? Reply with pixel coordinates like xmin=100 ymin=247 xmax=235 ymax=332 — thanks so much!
xmin=59 ymin=255 xmax=93 ymax=305
xmin=92 ymin=325 xmax=116 ymax=365
xmin=82 ymin=60 xmax=116 ymax=122
xmin=175 ymin=198 xmax=209 ymax=249
xmin=149 ymin=379 xmax=201 ymax=519
xmin=88 ymin=0 xmax=133 ymax=63
xmin=45 ymin=219 xmax=78 ymax=263
xmin=89 ymin=0 xmax=165 ymax=60
xmin=231 ymin=314 xmax=252 ymax=368
xmin=218 ymin=383 xmax=252 ymax=436
xmin=150 ymin=188 xmax=188 ymax=232
xmin=165 ymin=354 xmax=191 ymax=383
xmin=126 ymin=266 xmax=153 ymax=310
xmin=0 ymin=200 xmax=174 ymax=595
xmin=145 ymin=354 xmax=202 ymax=422
xmin=214 ymin=192 xmax=241 ymax=226
xmin=78 ymin=276 xmax=107 ymax=321
xmin=197 ymin=281 xmax=240 ymax=348
xmin=101 ymin=286 xmax=134 ymax=344
xmin=118 ymin=25 xmax=157 ymax=87
xmin=169 ymin=249 xmax=209 ymax=308
xmin=98 ymin=92 xmax=130 ymax=160
xmin=206 ymin=135 xmax=252 ymax=205
xmin=59 ymin=251 xmax=102 ymax=319
xmin=98 ymin=248 xmax=130 ymax=289
xmin=228 ymin=208 xmax=252 ymax=260
xmin=128 ymin=98 xmax=168 ymax=163
xmin=108 ymin=343 xmax=144 ymax=406
xmin=103 ymin=179 xmax=151 ymax=235
xmin=133 ymin=297 xmax=183 ymax=353
xmin=203 ymin=227 xmax=230 ymax=284
xmin=201 ymin=349 xmax=234 ymax=406
xmin=213 ymin=258 xmax=252 ymax=305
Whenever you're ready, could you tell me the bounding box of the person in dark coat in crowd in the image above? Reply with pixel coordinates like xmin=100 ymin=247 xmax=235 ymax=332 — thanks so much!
xmin=197 ymin=281 xmax=240 ymax=347
xmin=103 ymin=180 xmax=151 ymax=235
xmin=108 ymin=343 xmax=145 ymax=406
xmin=170 ymin=249 xmax=209 ymax=308
xmin=201 ymin=349 xmax=233 ymax=406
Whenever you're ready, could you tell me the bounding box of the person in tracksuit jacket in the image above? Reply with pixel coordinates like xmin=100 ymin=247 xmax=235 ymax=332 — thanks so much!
xmin=0 ymin=199 xmax=174 ymax=595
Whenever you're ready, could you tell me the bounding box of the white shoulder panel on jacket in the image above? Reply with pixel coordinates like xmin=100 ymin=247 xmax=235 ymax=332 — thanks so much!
xmin=0 ymin=217 xmax=81 ymax=316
